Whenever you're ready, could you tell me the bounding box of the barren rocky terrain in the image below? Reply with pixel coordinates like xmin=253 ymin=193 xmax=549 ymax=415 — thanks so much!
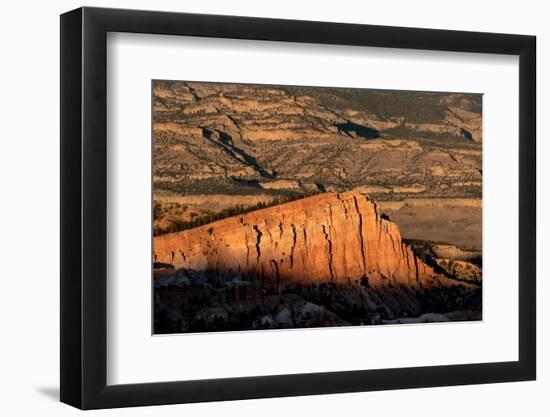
xmin=154 ymin=192 xmax=481 ymax=333
xmin=152 ymin=81 xmax=482 ymax=333
xmin=153 ymin=81 xmax=481 ymax=198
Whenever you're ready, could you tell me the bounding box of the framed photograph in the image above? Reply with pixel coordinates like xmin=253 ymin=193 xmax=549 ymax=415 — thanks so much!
xmin=60 ymin=6 xmax=536 ymax=409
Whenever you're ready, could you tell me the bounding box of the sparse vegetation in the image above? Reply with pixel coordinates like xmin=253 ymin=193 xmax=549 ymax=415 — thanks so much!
xmin=285 ymin=87 xmax=481 ymax=123
xmin=153 ymin=190 xmax=322 ymax=236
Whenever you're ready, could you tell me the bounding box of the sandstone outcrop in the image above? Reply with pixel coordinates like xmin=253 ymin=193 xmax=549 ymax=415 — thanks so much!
xmin=154 ymin=192 xmax=454 ymax=287
xmin=435 ymin=258 xmax=482 ymax=283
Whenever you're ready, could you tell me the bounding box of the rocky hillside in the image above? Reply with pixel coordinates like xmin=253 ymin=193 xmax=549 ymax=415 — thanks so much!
xmin=152 ymin=82 xmax=483 ymax=333
xmin=154 ymin=191 xmax=462 ymax=288
xmin=153 ymin=81 xmax=482 ymax=203
xmin=153 ymin=192 xmax=481 ymax=333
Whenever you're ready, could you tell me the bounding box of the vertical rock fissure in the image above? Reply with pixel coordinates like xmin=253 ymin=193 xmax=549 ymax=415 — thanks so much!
xmin=353 ymin=196 xmax=367 ymax=273
xmin=403 ymin=244 xmax=411 ymax=284
xmin=388 ymin=230 xmax=397 ymax=257
xmin=270 ymin=259 xmax=280 ymax=283
xmin=322 ymin=224 xmax=335 ymax=281
xmin=290 ymin=224 xmax=297 ymax=268
xmin=265 ymin=223 xmax=274 ymax=243
xmin=252 ymin=225 xmax=263 ymax=262
xmin=340 ymin=195 xmax=349 ymax=220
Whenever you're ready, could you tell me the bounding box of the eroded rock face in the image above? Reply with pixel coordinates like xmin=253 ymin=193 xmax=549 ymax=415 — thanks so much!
xmin=435 ymin=259 xmax=482 ymax=283
xmin=154 ymin=192 xmax=447 ymax=287
xmin=153 ymin=81 xmax=483 ymax=202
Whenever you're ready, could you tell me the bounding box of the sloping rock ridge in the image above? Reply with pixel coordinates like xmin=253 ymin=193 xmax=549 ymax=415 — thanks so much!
xmin=154 ymin=191 xmax=454 ymax=287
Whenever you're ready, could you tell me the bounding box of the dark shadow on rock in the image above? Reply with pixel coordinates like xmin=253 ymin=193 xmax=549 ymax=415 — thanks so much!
xmin=336 ymin=122 xmax=380 ymax=139
xmin=314 ymin=183 xmax=326 ymax=192
xmin=203 ymin=128 xmax=274 ymax=178
xmin=460 ymin=128 xmax=473 ymax=141
xmin=36 ymin=386 xmax=59 ymax=401
xmin=232 ymin=178 xmax=261 ymax=187
xmin=154 ymin=268 xmax=482 ymax=334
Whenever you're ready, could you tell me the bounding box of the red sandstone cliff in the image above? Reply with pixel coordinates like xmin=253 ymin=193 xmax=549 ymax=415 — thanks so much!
xmin=153 ymin=192 xmax=446 ymax=287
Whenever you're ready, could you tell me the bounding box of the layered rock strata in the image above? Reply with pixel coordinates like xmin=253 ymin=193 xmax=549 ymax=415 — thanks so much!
xmin=153 ymin=192 xmax=455 ymax=287
xmin=153 ymin=81 xmax=483 ymax=201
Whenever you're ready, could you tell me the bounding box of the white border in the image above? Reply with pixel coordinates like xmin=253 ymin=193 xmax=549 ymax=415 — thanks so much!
xmin=107 ymin=32 xmax=519 ymax=385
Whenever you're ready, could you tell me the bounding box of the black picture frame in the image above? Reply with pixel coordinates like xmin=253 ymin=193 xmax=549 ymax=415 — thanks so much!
xmin=60 ymin=6 xmax=536 ymax=410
